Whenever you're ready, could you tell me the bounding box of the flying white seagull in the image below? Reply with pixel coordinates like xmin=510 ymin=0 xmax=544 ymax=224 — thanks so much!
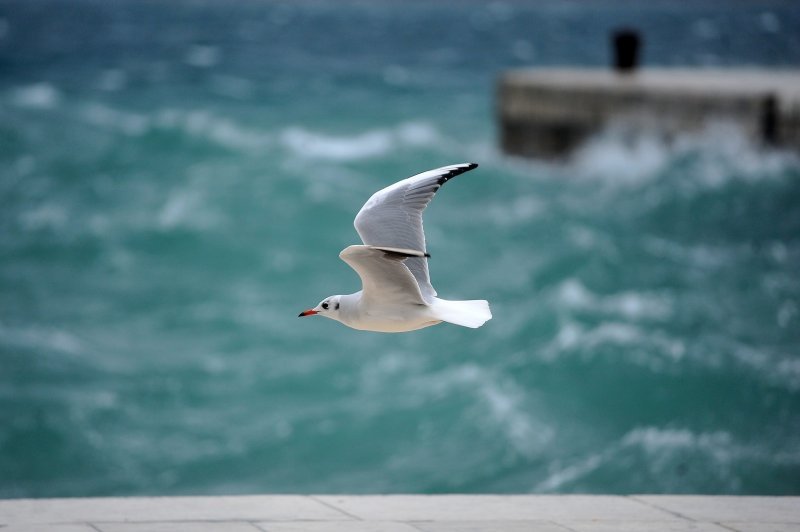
xmin=299 ymin=163 xmax=491 ymax=333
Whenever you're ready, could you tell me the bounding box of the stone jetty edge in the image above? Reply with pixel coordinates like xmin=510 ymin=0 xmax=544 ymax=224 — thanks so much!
xmin=0 ymin=494 xmax=798 ymax=531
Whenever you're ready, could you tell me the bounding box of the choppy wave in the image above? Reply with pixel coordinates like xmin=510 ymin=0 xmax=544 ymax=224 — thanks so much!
xmin=542 ymin=278 xmax=799 ymax=389
xmin=570 ymin=124 xmax=799 ymax=188
xmin=80 ymin=104 xmax=273 ymax=151
xmin=157 ymin=187 xmax=222 ymax=231
xmin=555 ymin=279 xmax=673 ymax=321
xmin=2 ymin=0 xmax=799 ymax=498
xmin=280 ymin=121 xmax=443 ymax=161
xmin=10 ymin=83 xmax=61 ymax=109
xmin=0 ymin=322 xmax=84 ymax=358
xmin=75 ymin=102 xmax=448 ymax=161
xmin=416 ymin=363 xmax=554 ymax=459
xmin=536 ymin=426 xmax=800 ymax=493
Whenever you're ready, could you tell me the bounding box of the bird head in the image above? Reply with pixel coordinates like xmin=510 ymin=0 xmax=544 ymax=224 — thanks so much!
xmin=298 ymin=295 xmax=342 ymax=320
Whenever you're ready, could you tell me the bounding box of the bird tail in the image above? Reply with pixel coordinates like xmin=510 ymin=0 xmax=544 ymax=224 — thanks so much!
xmin=431 ymin=298 xmax=492 ymax=329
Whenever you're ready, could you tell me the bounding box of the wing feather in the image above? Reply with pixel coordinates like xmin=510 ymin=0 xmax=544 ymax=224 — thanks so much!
xmin=353 ymin=163 xmax=478 ymax=303
xmin=339 ymin=245 xmax=427 ymax=306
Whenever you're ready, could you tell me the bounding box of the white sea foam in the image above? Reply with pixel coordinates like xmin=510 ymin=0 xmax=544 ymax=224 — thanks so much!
xmin=0 ymin=322 xmax=84 ymax=356
xmin=282 ymin=127 xmax=392 ymax=161
xmin=480 ymin=382 xmax=552 ymax=458
xmin=416 ymin=364 xmax=553 ymax=458
xmin=551 ymin=288 xmax=800 ymax=387
xmin=153 ymin=108 xmax=272 ymax=151
xmin=555 ymin=279 xmax=672 ymax=320
xmin=395 ymin=121 xmax=441 ymax=146
xmin=549 ymin=292 xmax=800 ymax=389
xmin=643 ymin=237 xmax=737 ymax=271
xmin=280 ymin=121 xmax=444 ymax=161
xmin=622 ymin=427 xmax=732 ymax=454
xmin=544 ymin=321 xmax=583 ymax=358
xmin=622 ymin=427 xmax=743 ymax=481
xmin=729 ymin=342 xmax=800 ymax=391
xmin=157 ymin=186 xmax=221 ymax=231
xmin=11 ymin=83 xmax=61 ymax=109
xmin=535 ymin=451 xmax=608 ymax=492
xmin=82 ymin=103 xmax=274 ymax=150
xmin=581 ymin=322 xmax=645 ymax=348
xmin=158 ymin=191 xmax=195 ymax=229
xmin=542 ymin=317 xmax=686 ymax=368
xmin=571 ymin=129 xmax=668 ymax=185
xmin=535 ymin=426 xmax=740 ymax=492
xmin=358 ymin=351 xmax=427 ymax=401
xmin=571 ymin=124 xmax=798 ymax=189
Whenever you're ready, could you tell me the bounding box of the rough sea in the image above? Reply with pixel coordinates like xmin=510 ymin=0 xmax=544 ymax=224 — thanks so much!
xmin=1 ymin=0 xmax=799 ymax=497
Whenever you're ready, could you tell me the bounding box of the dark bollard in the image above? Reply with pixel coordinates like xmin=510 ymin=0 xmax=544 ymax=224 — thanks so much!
xmin=762 ymin=94 xmax=778 ymax=145
xmin=612 ymin=29 xmax=641 ymax=73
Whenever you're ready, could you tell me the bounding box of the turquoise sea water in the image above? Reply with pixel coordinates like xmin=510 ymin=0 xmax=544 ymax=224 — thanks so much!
xmin=1 ymin=0 xmax=800 ymax=497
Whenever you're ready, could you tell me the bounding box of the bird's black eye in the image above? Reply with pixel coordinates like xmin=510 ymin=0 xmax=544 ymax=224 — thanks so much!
xmin=322 ymin=302 xmax=329 ymax=310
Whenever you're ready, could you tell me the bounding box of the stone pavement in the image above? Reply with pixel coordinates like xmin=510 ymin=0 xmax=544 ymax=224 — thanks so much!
xmin=0 ymin=495 xmax=798 ymax=531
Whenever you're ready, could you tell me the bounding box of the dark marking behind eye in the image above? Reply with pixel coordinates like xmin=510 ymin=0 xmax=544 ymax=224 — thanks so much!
xmin=335 ymin=303 xmax=340 ymax=310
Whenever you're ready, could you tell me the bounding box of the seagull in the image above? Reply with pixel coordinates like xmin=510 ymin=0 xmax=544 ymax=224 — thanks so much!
xmin=298 ymin=163 xmax=492 ymax=333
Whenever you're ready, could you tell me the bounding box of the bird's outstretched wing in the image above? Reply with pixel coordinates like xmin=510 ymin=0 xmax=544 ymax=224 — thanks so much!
xmin=339 ymin=245 xmax=427 ymax=306
xmin=353 ymin=163 xmax=478 ymax=303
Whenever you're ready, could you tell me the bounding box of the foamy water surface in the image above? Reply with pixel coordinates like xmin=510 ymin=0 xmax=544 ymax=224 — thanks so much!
xmin=1 ymin=0 xmax=799 ymax=497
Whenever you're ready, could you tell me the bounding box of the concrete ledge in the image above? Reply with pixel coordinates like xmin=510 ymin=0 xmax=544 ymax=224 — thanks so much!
xmin=1 ymin=495 xmax=799 ymax=532
xmin=497 ymin=68 xmax=800 ymax=158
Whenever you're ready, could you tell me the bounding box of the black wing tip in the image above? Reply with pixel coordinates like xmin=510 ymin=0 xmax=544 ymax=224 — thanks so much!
xmin=436 ymin=162 xmax=479 ymax=185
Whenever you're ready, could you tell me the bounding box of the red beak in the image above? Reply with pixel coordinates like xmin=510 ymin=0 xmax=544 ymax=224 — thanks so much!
xmin=298 ymin=309 xmax=318 ymax=317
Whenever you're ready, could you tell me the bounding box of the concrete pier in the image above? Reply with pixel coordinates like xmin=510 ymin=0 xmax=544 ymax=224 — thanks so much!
xmin=498 ymin=68 xmax=800 ymax=158
xmin=1 ymin=495 xmax=799 ymax=531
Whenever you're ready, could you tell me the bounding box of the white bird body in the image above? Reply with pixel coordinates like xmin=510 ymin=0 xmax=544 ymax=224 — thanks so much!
xmin=334 ymin=290 xmax=441 ymax=333
xmin=299 ymin=163 xmax=492 ymax=333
